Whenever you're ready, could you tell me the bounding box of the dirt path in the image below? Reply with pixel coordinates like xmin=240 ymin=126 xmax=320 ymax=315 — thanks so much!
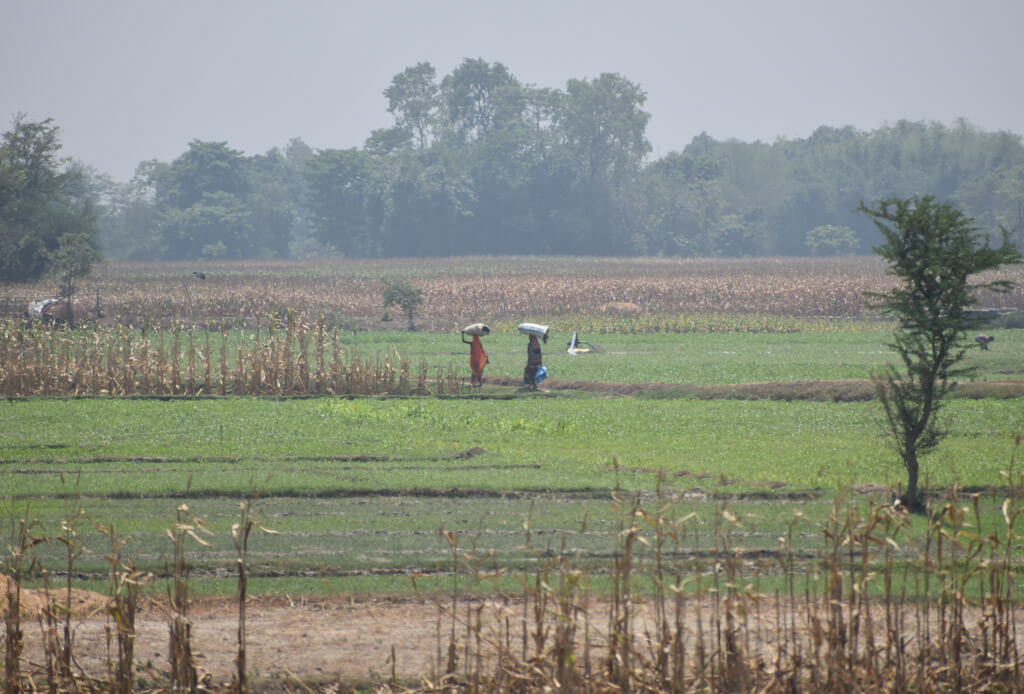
xmin=15 ymin=592 xmax=1024 ymax=691
xmin=17 ymin=595 xmax=445 ymax=688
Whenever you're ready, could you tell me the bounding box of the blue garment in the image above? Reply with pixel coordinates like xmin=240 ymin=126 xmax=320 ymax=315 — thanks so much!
xmin=534 ymin=365 xmax=547 ymax=385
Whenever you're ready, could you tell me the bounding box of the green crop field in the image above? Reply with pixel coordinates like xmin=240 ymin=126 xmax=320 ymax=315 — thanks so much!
xmin=3 ymin=255 xmax=1024 ymax=599
xmin=3 ymin=327 xmax=1022 ymax=597
xmin=362 ymin=327 xmax=1024 ymax=385
xmin=3 ymin=258 xmax=1024 ymax=691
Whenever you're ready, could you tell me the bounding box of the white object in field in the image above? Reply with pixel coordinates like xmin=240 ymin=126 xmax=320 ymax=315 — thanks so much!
xmin=517 ymin=323 xmax=550 ymax=339
xmin=461 ymin=323 xmax=490 ymax=337
xmin=567 ymin=330 xmax=599 ymax=355
xmin=27 ymin=299 xmax=59 ymax=320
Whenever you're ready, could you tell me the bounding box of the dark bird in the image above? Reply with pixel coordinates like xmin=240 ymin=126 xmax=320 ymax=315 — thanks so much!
xmin=193 ymin=271 xmax=206 ymax=280
xmin=974 ymin=334 xmax=994 ymax=350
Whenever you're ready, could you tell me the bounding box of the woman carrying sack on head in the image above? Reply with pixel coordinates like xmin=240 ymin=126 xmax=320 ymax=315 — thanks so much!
xmin=524 ymin=333 xmax=546 ymax=390
xmin=462 ymin=324 xmax=490 ymax=388
xmin=469 ymin=335 xmax=488 ymax=386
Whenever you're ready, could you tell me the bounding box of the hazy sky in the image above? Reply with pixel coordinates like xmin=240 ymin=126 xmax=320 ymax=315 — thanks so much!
xmin=4 ymin=0 xmax=1022 ymax=182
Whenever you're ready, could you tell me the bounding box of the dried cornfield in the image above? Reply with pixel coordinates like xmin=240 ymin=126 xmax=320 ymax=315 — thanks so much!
xmin=424 ymin=476 xmax=1024 ymax=694
xmin=4 ymin=466 xmax=1023 ymax=693
xmin=0 ymin=317 xmax=459 ymax=397
xmin=5 ymin=256 xmax=1023 ymax=331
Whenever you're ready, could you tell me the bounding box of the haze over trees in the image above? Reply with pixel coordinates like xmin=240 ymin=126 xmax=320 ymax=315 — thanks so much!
xmin=5 ymin=59 xmax=1024 ymax=275
xmin=0 ymin=115 xmax=100 ymax=282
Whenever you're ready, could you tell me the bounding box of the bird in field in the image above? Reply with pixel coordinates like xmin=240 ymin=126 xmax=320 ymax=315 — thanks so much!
xmin=193 ymin=271 xmax=206 ymax=280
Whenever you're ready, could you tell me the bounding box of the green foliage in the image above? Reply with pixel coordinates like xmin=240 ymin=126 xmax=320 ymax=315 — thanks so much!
xmin=112 ymin=140 xmax=300 ymax=261
xmin=4 ymin=396 xmax=1022 ymax=597
xmin=384 ymin=62 xmax=439 ymax=149
xmin=305 ymin=148 xmax=376 ymax=256
xmin=4 ymin=397 xmax=1021 ymax=498
xmin=4 ymin=319 xmax=1022 ymax=599
xmin=161 ymin=191 xmax=253 ymax=259
xmin=162 ymin=140 xmax=250 ymax=209
xmin=863 ymin=195 xmax=1023 ymax=509
xmin=48 ymin=232 xmax=101 ymax=326
xmin=380 ymin=276 xmax=424 ymax=329
xmin=805 ymin=224 xmax=859 ymax=255
xmin=87 ymin=58 xmax=1024 ymax=261
xmin=441 ymin=58 xmax=524 ymax=144
xmin=0 ymin=115 xmax=100 ymax=281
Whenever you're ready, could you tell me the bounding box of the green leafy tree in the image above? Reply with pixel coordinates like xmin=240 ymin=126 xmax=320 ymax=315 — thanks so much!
xmin=560 ymin=73 xmax=651 ymax=253
xmin=712 ymin=213 xmax=765 ymax=257
xmin=96 ymin=162 xmax=163 ymax=260
xmin=247 ymin=147 xmax=299 ymax=259
xmin=638 ymin=148 xmax=724 ymax=256
xmin=385 ymin=62 xmax=440 ymax=149
xmin=381 ymin=276 xmax=424 ymax=330
xmin=805 ymin=224 xmax=859 ymax=255
xmin=364 ymin=127 xmax=414 ymax=156
xmin=160 ymin=191 xmax=254 ymax=260
xmin=49 ymin=232 xmax=101 ymax=328
xmin=127 ymin=140 xmax=299 ymax=260
xmin=0 ymin=115 xmax=99 ymax=281
xmin=861 ymin=195 xmax=1022 ymax=511
xmin=162 ymin=140 xmax=250 ymax=209
xmin=306 ymin=148 xmax=376 ymax=256
xmin=440 ymin=59 xmax=524 ymax=144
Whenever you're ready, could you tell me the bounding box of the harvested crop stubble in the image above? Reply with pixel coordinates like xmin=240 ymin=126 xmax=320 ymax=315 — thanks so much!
xmin=0 ymin=320 xmax=457 ymax=396
xmin=10 ymin=256 xmax=1022 ymax=329
xmin=4 ymin=256 xmax=1019 ymax=333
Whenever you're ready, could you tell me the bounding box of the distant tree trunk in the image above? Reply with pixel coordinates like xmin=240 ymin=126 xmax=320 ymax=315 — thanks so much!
xmin=903 ymin=448 xmax=921 ymax=512
xmin=60 ymin=268 xmax=75 ymax=329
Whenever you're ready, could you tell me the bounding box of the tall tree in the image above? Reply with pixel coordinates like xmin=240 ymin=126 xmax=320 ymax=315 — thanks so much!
xmin=97 ymin=161 xmax=164 ymax=260
xmin=48 ymin=232 xmax=100 ymax=328
xmin=559 ymin=73 xmax=651 ymax=253
xmin=248 ymin=147 xmax=298 ymax=258
xmin=862 ymin=196 xmax=1022 ymax=511
xmin=162 ymin=140 xmax=250 ymax=209
xmin=305 ymin=148 xmax=376 ymax=256
xmin=0 ymin=115 xmax=99 ymax=281
xmin=639 ymin=148 xmax=724 ymax=256
xmin=385 ymin=62 xmax=440 ymax=150
xmin=440 ymin=59 xmax=524 ymax=143
xmin=160 ymin=191 xmax=254 ymax=259
xmin=140 ymin=140 xmax=297 ymax=260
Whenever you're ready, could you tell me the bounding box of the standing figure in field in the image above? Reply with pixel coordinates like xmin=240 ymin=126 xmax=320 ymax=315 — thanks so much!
xmin=524 ymin=334 xmax=546 ymax=390
xmin=461 ymin=323 xmax=490 ymax=387
xmin=469 ymin=335 xmax=488 ymax=386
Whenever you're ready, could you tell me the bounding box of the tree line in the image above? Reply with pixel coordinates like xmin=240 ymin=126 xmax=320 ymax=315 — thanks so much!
xmin=4 ymin=58 xmax=1024 ymax=280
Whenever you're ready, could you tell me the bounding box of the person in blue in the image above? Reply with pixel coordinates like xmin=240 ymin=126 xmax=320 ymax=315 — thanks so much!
xmin=523 ymin=333 xmax=547 ymax=390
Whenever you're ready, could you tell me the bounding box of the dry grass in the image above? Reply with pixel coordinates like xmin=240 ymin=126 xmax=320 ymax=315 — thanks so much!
xmin=416 ymin=462 xmax=1024 ymax=693
xmin=4 ymin=257 xmax=1023 ymax=330
xmin=0 ymin=317 xmax=455 ymax=397
xmin=4 ymin=457 xmax=1023 ymax=692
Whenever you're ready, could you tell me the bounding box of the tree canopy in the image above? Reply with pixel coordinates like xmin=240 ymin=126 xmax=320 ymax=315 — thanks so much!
xmin=70 ymin=61 xmax=1024 ymax=262
xmin=0 ymin=115 xmax=100 ymax=282
xmin=863 ymin=196 xmax=1022 ymax=511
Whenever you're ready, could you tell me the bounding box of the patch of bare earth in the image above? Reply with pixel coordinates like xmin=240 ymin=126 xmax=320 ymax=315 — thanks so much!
xmin=11 ymin=590 xmax=1024 ymax=690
